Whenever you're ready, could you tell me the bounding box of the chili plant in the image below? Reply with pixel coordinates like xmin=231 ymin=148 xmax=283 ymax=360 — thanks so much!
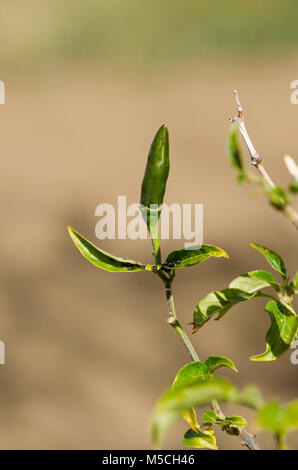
xmin=68 ymin=106 xmax=298 ymax=450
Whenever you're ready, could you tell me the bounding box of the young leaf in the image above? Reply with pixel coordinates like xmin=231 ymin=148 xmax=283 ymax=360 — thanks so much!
xmin=265 ymin=185 xmax=290 ymax=210
xmin=151 ymin=377 xmax=237 ymax=449
xmin=290 ymin=270 xmax=298 ymax=294
xmin=223 ymin=416 xmax=247 ymax=427
xmin=227 ymin=123 xmax=244 ymax=182
xmin=292 ymin=271 xmax=298 ymax=288
xmin=250 ymin=301 xmax=298 ymax=361
xmin=172 ymin=362 xmax=209 ymax=433
xmin=277 ymin=296 xmax=296 ymax=316
xmin=201 ymin=410 xmax=218 ymax=424
xmin=202 ymin=410 xmax=247 ymax=430
xmin=182 ymin=408 xmax=197 ymax=431
xmin=164 ymin=245 xmax=229 ymax=269
xmin=171 ymin=360 xmax=236 ymax=434
xmin=205 ymin=355 xmax=237 ymax=374
xmin=251 ymin=242 xmax=286 ymax=278
xmin=229 ymin=270 xmax=280 ymax=293
xmin=172 ymin=357 xmax=236 ymax=393
xmin=171 ymin=362 xmax=208 ymax=392
xmin=68 ymin=226 xmax=147 ymax=272
xmin=193 ymin=288 xmax=257 ymax=330
xmin=219 ymin=417 xmax=246 ymax=436
xmin=183 ymin=428 xmax=217 ymax=450
xmin=289 ymin=180 xmax=298 ymax=193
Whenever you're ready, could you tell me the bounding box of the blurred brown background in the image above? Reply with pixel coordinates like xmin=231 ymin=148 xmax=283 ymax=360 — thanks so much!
xmin=0 ymin=0 xmax=297 ymax=450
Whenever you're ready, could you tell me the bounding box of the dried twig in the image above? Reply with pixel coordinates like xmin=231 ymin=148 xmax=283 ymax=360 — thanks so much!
xmin=240 ymin=429 xmax=261 ymax=450
xmin=230 ymin=90 xmax=298 ymax=231
xmin=284 ymin=154 xmax=298 ymax=182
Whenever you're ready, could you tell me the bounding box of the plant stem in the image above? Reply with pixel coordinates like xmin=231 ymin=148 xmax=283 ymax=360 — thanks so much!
xmin=240 ymin=430 xmax=261 ymax=450
xmin=165 ymin=280 xmax=199 ymax=362
xmin=149 ymin=216 xmax=260 ymax=450
xmin=230 ymin=90 xmax=298 ymax=232
xmin=152 ymin=237 xmax=161 ymax=265
xmin=148 ymin=216 xmax=162 ymax=265
xmin=165 ymin=279 xmax=223 ymax=415
xmin=158 ymin=273 xmax=261 ymax=450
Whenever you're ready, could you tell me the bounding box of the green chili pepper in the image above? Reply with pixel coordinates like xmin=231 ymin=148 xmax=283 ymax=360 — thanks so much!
xmin=140 ymin=124 xmax=169 ymax=210
xmin=140 ymin=125 xmax=169 ymax=264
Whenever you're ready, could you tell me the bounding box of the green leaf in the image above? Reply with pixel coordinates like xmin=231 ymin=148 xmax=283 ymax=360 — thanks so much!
xmin=171 ymin=360 xmax=236 ymax=431
xmin=68 ymin=226 xmax=148 ymax=272
xmin=228 ymin=123 xmax=244 ymax=182
xmin=258 ymin=400 xmax=298 ymax=448
xmin=250 ymin=300 xmax=298 ymax=361
xmin=229 ymin=270 xmax=280 ymax=293
xmin=182 ymin=408 xmax=197 ymax=431
xmin=223 ymin=416 xmax=247 ymax=427
xmin=183 ymin=428 xmax=217 ymax=450
xmin=172 ymin=357 xmax=237 ymax=394
xmin=205 ymin=355 xmax=237 ymax=373
xmin=220 ymin=416 xmax=246 ymax=436
xmin=251 ymin=242 xmax=286 ymax=278
xmin=201 ymin=410 xmax=218 ymax=424
xmin=237 ymin=386 xmax=264 ymax=410
xmin=171 ymin=362 xmax=208 ymax=392
xmin=290 ymin=270 xmax=298 ymax=294
xmin=151 ymin=377 xmax=237 ymax=448
xmin=265 ymin=185 xmax=290 ymax=210
xmin=193 ymin=288 xmax=257 ymax=330
xmin=237 ymin=172 xmax=246 ymax=183
xmin=277 ymin=296 xmax=296 ymax=316
xmin=172 ymin=362 xmax=209 ymax=432
xmin=292 ymin=270 xmax=298 ymax=288
xmin=202 ymin=410 xmax=247 ymax=434
xmin=289 ymin=180 xmax=298 ymax=193
xmin=164 ymin=245 xmax=229 ymax=269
